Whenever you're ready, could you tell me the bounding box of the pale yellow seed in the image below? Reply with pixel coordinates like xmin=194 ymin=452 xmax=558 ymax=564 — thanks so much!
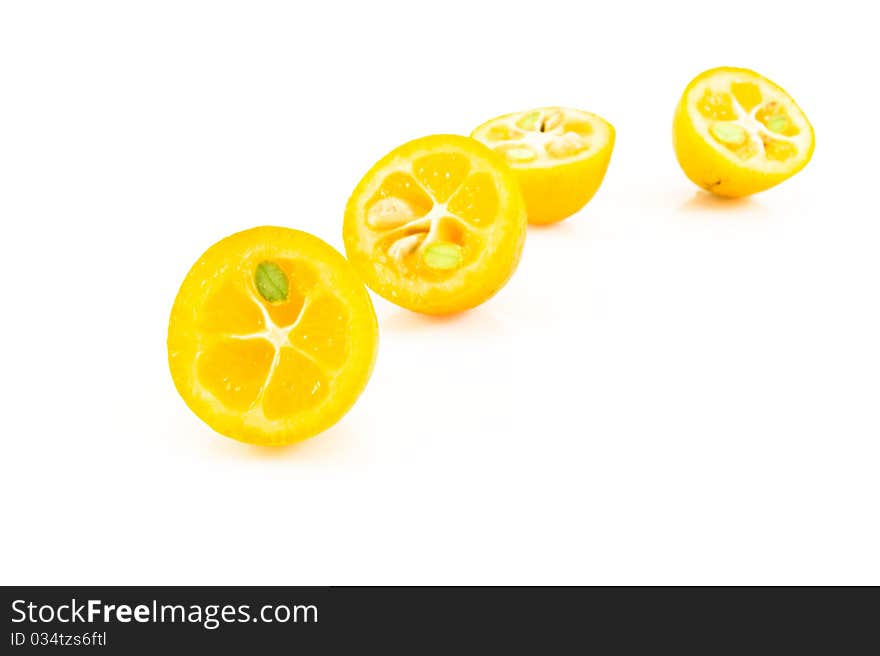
xmin=545 ymin=132 xmax=589 ymax=158
xmin=388 ymin=233 xmax=424 ymax=261
xmin=367 ymin=197 xmax=416 ymax=230
xmin=485 ymin=124 xmax=518 ymax=141
xmin=542 ymin=109 xmax=564 ymax=132
xmin=503 ymin=146 xmax=538 ymax=163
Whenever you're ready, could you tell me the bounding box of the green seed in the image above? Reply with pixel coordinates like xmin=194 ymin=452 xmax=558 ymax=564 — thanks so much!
xmin=255 ymin=261 xmax=289 ymax=303
xmin=519 ymin=111 xmax=540 ymax=130
xmin=423 ymin=242 xmax=463 ymax=270
xmin=710 ymin=122 xmax=747 ymax=146
xmin=767 ymin=116 xmax=788 ymax=133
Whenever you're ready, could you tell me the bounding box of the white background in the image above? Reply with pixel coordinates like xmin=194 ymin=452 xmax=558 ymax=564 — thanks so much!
xmin=1 ymin=1 xmax=878 ymax=585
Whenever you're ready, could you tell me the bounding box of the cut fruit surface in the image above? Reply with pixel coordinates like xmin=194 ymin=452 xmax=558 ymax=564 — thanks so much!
xmin=471 ymin=107 xmax=615 ymax=224
xmin=168 ymin=227 xmax=378 ymax=446
xmin=673 ymin=67 xmax=814 ymax=197
xmin=343 ymin=135 xmax=526 ymax=315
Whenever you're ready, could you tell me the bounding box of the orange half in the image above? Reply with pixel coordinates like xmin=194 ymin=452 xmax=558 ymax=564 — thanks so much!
xmin=343 ymin=134 xmax=527 ymax=315
xmin=673 ymin=67 xmax=814 ymax=197
xmin=168 ymin=227 xmax=378 ymax=445
xmin=472 ymin=107 xmax=615 ymax=224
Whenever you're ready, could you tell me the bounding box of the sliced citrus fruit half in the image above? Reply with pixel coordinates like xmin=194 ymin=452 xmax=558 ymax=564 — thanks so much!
xmin=343 ymin=134 xmax=527 ymax=315
xmin=471 ymin=107 xmax=615 ymax=225
xmin=673 ymin=66 xmax=814 ymax=197
xmin=168 ymin=226 xmax=378 ymax=446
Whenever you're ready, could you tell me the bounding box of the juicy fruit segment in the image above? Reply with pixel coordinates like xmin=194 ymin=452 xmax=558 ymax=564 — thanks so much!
xmin=197 ymin=338 xmax=275 ymax=412
xmin=343 ymin=135 xmax=527 ymax=315
xmin=168 ymin=227 xmax=378 ymax=446
xmin=413 ymin=152 xmax=470 ymax=202
xmin=262 ymin=349 xmax=329 ymax=420
xmin=673 ymin=67 xmax=814 ymax=197
xmin=446 ymin=172 xmax=499 ymax=227
xmin=471 ymin=107 xmax=615 ymax=224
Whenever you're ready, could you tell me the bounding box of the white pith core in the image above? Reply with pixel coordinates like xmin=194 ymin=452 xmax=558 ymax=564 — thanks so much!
xmin=212 ymin=287 xmax=337 ymax=413
xmin=369 ymin=169 xmax=490 ymax=269
xmin=476 ymin=108 xmax=606 ymax=165
xmin=688 ymin=75 xmax=812 ymax=170
xmin=726 ymin=94 xmax=797 ymax=157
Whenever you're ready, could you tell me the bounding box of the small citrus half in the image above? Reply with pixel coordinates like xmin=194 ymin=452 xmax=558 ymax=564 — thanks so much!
xmin=343 ymin=134 xmax=526 ymax=314
xmin=673 ymin=66 xmax=814 ymax=197
xmin=168 ymin=226 xmax=378 ymax=446
xmin=472 ymin=107 xmax=615 ymax=224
